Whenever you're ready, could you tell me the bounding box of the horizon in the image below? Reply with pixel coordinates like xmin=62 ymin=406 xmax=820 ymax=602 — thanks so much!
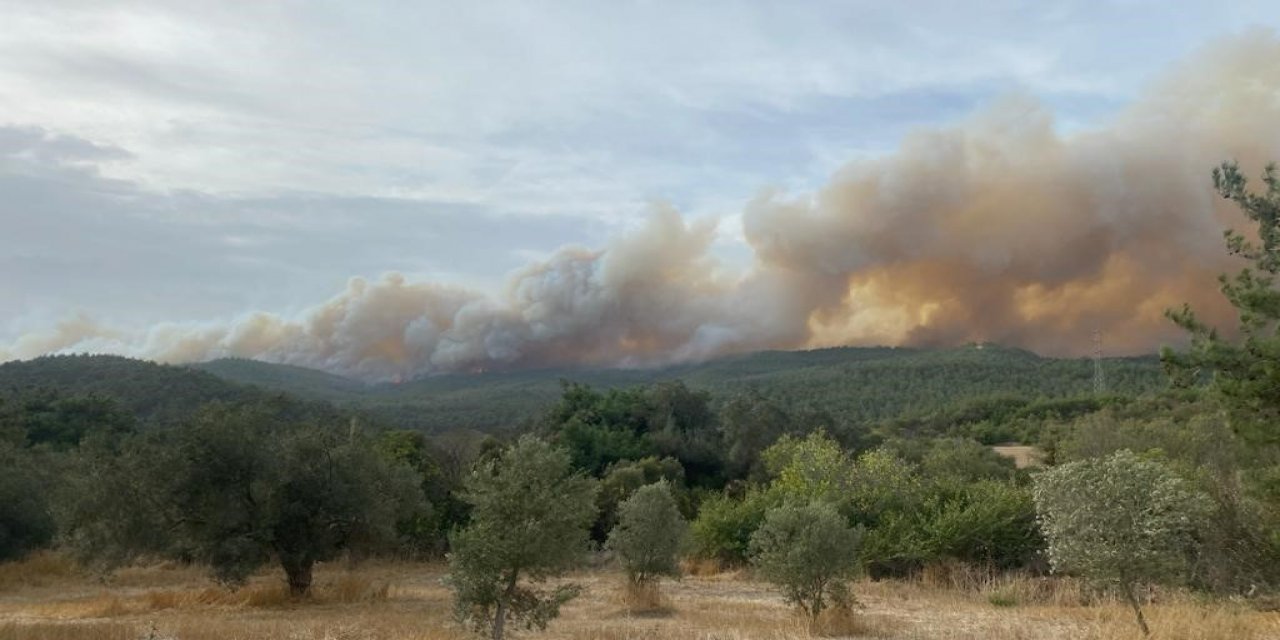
xmin=4 ymin=340 xmax=1162 ymax=385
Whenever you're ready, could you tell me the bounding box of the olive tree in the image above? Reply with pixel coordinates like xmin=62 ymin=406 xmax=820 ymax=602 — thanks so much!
xmin=1033 ymin=450 xmax=1211 ymax=635
xmin=58 ymin=402 xmax=426 ymax=596
xmin=749 ymin=502 xmax=863 ymax=623
xmin=607 ymin=481 xmax=686 ymax=591
xmin=447 ymin=436 xmax=598 ymax=640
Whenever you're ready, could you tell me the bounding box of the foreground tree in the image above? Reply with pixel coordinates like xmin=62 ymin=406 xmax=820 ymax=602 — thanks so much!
xmin=1160 ymin=161 xmax=1280 ymax=593
xmin=59 ymin=402 xmax=426 ymax=596
xmin=1164 ymin=162 xmax=1280 ymax=445
xmin=1033 ymin=451 xmax=1210 ymax=636
xmin=448 ymin=436 xmax=598 ymax=640
xmin=606 ymin=481 xmax=686 ymax=606
xmin=749 ymin=502 xmax=862 ymax=624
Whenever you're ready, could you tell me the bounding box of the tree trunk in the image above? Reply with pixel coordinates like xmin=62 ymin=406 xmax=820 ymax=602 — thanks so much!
xmin=282 ymin=555 xmax=314 ymax=598
xmin=493 ymin=598 xmax=505 ymax=640
xmin=1123 ymin=582 xmax=1151 ymax=637
xmin=493 ymin=570 xmax=520 ymax=640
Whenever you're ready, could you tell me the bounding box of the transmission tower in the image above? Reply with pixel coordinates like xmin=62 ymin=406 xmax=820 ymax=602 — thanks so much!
xmin=1092 ymin=329 xmax=1106 ymax=396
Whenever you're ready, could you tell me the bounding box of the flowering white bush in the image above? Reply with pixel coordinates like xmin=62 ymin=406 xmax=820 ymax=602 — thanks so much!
xmin=1033 ymin=450 xmax=1210 ymax=635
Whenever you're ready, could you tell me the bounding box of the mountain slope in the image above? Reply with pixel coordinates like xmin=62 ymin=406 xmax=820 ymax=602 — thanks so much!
xmin=0 ymin=347 xmax=1167 ymax=433
xmin=194 ymin=344 xmax=1168 ymax=432
xmin=190 ymin=358 xmax=368 ymax=401
xmin=0 ymin=354 xmax=266 ymax=426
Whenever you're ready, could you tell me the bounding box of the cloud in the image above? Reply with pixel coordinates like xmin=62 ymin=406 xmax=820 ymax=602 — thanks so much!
xmin=0 ymin=123 xmax=611 ymax=353
xmin=6 ymin=33 xmax=1279 ymax=379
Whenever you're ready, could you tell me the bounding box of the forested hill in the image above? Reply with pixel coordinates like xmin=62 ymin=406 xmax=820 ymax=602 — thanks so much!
xmin=191 ymin=344 xmax=1167 ymax=432
xmin=0 ymin=347 xmax=1167 ymax=433
xmin=192 ymin=357 xmax=368 ymax=400
xmin=0 ymin=354 xmax=338 ymax=428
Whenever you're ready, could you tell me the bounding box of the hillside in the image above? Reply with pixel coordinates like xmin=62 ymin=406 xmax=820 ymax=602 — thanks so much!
xmin=190 ymin=358 xmax=368 ymax=401
xmin=0 ymin=347 xmax=1168 ymax=433
xmin=193 ymin=344 xmax=1167 ymax=432
xmin=0 ymin=354 xmax=337 ymax=428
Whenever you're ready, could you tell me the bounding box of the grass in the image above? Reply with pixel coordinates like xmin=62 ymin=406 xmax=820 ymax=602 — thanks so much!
xmin=0 ymin=551 xmax=80 ymax=592
xmin=616 ymin=579 xmax=674 ymax=616
xmin=0 ymin=556 xmax=1276 ymax=640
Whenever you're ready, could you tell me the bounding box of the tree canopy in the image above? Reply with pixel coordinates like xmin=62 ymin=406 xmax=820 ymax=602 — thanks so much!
xmin=447 ymin=436 xmax=598 ymax=640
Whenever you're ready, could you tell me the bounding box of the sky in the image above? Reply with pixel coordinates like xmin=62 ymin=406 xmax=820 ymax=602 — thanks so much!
xmin=2 ymin=1 xmax=1280 ymax=377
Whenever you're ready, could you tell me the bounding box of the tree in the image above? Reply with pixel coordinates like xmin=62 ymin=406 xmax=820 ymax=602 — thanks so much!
xmin=643 ymin=381 xmax=724 ymax=487
xmin=920 ymin=438 xmax=1018 ymax=483
xmin=0 ymin=391 xmax=134 ymax=450
xmin=607 ymin=481 xmax=687 ymax=589
xmin=376 ymin=429 xmax=471 ymax=556
xmin=719 ymin=390 xmax=790 ymax=479
xmin=920 ymin=480 xmax=1040 ymax=570
xmin=761 ymin=430 xmax=851 ymax=503
xmin=1033 ymin=450 xmax=1211 ymax=635
xmin=447 ymin=436 xmax=598 ymax=640
xmin=690 ymin=489 xmax=775 ymax=564
xmin=749 ymin=502 xmax=863 ymax=623
xmin=0 ymin=443 xmax=54 ymax=561
xmin=595 ymin=456 xmax=685 ymax=540
xmin=56 ymin=432 xmax=177 ymax=572
xmin=1165 ymin=162 xmax=1280 ymax=445
xmin=58 ymin=402 xmax=426 ymax=596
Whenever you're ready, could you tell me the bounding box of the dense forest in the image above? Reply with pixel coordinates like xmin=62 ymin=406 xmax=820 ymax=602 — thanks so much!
xmin=185 ymin=344 xmax=1167 ymax=432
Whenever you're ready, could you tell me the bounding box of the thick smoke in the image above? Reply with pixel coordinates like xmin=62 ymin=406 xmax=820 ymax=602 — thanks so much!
xmin=4 ymin=33 xmax=1280 ymax=380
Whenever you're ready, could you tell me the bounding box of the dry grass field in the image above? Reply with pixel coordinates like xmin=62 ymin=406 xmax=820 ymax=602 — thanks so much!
xmin=0 ymin=553 xmax=1275 ymax=640
xmin=990 ymin=445 xmax=1045 ymax=469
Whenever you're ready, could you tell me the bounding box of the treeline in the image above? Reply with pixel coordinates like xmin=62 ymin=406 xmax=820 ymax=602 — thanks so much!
xmin=189 ymin=344 xmax=1167 ymax=432
xmin=1 ymin=345 xmax=1166 ymax=435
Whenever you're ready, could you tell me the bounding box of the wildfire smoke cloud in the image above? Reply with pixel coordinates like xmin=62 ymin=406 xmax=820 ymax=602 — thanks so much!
xmin=4 ymin=33 xmax=1280 ymax=380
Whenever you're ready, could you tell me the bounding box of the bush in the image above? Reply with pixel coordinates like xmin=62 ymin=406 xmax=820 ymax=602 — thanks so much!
xmin=690 ymin=490 xmax=774 ymax=564
xmin=921 ymin=480 xmax=1041 ymax=570
xmin=749 ymin=502 xmax=863 ymax=622
xmin=920 ymin=438 xmax=1018 ymax=482
xmin=595 ymin=457 xmax=686 ymax=540
xmin=607 ymin=481 xmax=686 ymax=587
xmin=1034 ymin=450 xmax=1211 ymax=635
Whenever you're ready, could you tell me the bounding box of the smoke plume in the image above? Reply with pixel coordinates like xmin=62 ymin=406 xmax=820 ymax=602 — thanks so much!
xmin=5 ymin=33 xmax=1280 ymax=380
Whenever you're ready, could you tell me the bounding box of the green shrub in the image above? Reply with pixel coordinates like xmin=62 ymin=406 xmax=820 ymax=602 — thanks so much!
xmin=922 ymin=480 xmax=1041 ymax=569
xmin=607 ymin=481 xmax=687 ymax=586
xmin=749 ymin=502 xmax=863 ymax=622
xmin=690 ymin=489 xmax=774 ymax=564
